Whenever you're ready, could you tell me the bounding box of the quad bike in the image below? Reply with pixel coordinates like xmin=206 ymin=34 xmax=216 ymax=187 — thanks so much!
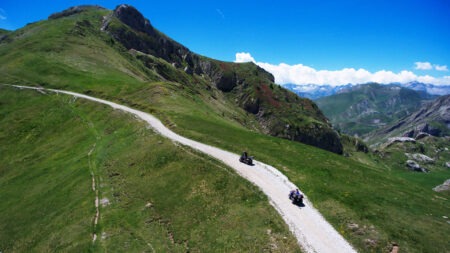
xmin=239 ymin=151 xmax=254 ymax=165
xmin=289 ymin=191 xmax=304 ymax=205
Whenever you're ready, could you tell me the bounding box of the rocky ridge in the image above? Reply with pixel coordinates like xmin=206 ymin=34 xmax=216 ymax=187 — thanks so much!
xmin=367 ymin=95 xmax=450 ymax=144
xmin=99 ymin=4 xmax=343 ymax=153
xmin=315 ymin=83 xmax=434 ymax=137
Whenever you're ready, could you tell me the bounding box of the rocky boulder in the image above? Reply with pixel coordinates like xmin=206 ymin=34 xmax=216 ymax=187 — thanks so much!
xmin=406 ymin=160 xmax=429 ymax=173
xmin=405 ymin=153 xmax=435 ymax=164
xmin=433 ymin=179 xmax=450 ymax=192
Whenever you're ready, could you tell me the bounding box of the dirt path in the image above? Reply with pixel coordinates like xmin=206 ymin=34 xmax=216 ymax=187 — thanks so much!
xmin=88 ymin=143 xmax=99 ymax=242
xmin=12 ymin=85 xmax=357 ymax=253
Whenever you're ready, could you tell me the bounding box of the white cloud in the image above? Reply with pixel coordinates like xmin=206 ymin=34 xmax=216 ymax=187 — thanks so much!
xmin=415 ymin=62 xmax=433 ymax=70
xmin=415 ymin=62 xmax=448 ymax=71
xmin=434 ymin=64 xmax=448 ymax=71
xmin=235 ymin=52 xmax=256 ymax=63
xmin=235 ymin=52 xmax=450 ymax=86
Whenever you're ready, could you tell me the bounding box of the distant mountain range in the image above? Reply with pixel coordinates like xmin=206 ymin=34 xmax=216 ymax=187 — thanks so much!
xmin=282 ymin=81 xmax=450 ymax=100
xmin=314 ymin=83 xmax=436 ymax=136
xmin=365 ymin=94 xmax=450 ymax=144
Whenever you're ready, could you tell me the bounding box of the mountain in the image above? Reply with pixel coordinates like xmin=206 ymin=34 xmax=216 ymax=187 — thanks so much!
xmin=401 ymin=81 xmax=450 ymax=96
xmin=366 ymin=94 xmax=450 ymax=144
xmin=0 ymin=4 xmax=342 ymax=154
xmin=282 ymin=83 xmax=353 ymax=99
xmin=284 ymin=82 xmax=450 ymax=100
xmin=1 ymin=5 xmax=450 ymax=252
xmin=315 ymin=83 xmax=435 ymax=136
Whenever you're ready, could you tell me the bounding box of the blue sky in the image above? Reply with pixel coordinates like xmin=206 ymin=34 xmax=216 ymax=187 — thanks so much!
xmin=1 ymin=0 xmax=449 ymax=85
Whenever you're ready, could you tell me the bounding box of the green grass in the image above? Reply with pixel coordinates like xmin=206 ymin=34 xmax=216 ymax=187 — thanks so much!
xmin=7 ymin=77 xmax=444 ymax=252
xmin=0 ymin=86 xmax=300 ymax=252
xmin=143 ymin=92 xmax=450 ymax=252
xmin=0 ymin=6 xmax=449 ymax=252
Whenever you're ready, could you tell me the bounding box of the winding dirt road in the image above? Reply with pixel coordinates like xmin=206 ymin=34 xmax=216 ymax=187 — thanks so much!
xmin=12 ymin=85 xmax=356 ymax=253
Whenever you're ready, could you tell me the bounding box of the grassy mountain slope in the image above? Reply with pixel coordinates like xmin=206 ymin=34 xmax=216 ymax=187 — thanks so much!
xmin=315 ymin=83 xmax=434 ymax=136
xmin=1 ymin=5 xmax=449 ymax=252
xmin=366 ymin=95 xmax=450 ymax=144
xmin=0 ymin=4 xmax=342 ymax=154
xmin=0 ymin=86 xmax=300 ymax=252
xmin=3 ymin=84 xmax=450 ymax=252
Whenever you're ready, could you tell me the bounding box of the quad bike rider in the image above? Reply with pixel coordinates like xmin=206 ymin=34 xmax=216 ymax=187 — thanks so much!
xmin=239 ymin=151 xmax=253 ymax=165
xmin=289 ymin=189 xmax=304 ymax=205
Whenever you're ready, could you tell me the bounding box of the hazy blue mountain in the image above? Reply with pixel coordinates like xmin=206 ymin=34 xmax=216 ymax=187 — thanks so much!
xmin=283 ymin=82 xmax=450 ymax=99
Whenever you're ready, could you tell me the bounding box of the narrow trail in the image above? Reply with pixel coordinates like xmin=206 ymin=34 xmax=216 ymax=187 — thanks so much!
xmin=11 ymin=85 xmax=357 ymax=253
xmin=88 ymin=143 xmax=99 ymax=242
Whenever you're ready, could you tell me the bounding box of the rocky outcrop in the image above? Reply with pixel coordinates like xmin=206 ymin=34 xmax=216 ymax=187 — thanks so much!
xmin=415 ymin=132 xmax=431 ymax=140
xmin=384 ymin=137 xmax=415 ymax=148
xmin=114 ymin=4 xmax=155 ymax=34
xmin=433 ymin=179 xmax=450 ymax=192
xmin=406 ymin=160 xmax=429 ymax=173
xmin=405 ymin=153 xmax=434 ymax=164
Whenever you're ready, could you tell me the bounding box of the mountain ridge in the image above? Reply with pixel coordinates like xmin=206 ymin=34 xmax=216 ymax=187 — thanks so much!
xmin=315 ymin=83 xmax=436 ymax=136
xmin=366 ymin=94 xmax=450 ymax=144
xmin=0 ymin=4 xmax=343 ymax=153
xmin=283 ymin=82 xmax=450 ymax=100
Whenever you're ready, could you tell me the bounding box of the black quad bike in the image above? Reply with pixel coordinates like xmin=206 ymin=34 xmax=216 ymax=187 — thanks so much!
xmin=289 ymin=191 xmax=304 ymax=205
xmin=239 ymin=151 xmax=254 ymax=165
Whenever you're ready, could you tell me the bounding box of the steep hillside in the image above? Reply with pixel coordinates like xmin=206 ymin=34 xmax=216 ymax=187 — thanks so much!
xmin=0 ymin=4 xmax=342 ymax=154
xmin=0 ymin=86 xmax=300 ymax=252
xmin=366 ymin=95 xmax=450 ymax=144
xmin=315 ymin=83 xmax=434 ymax=136
xmin=0 ymin=28 xmax=9 ymax=36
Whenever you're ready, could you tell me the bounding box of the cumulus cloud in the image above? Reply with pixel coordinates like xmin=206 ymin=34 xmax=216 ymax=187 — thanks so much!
xmin=235 ymin=52 xmax=450 ymax=86
xmin=415 ymin=61 xmax=448 ymax=71
xmin=235 ymin=52 xmax=256 ymax=63
xmin=434 ymin=64 xmax=448 ymax=71
xmin=415 ymin=62 xmax=433 ymax=70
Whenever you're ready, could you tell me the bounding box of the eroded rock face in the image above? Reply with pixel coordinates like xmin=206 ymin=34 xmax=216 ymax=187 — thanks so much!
xmin=367 ymin=95 xmax=450 ymax=143
xmin=114 ymin=4 xmax=154 ymax=34
xmin=110 ymin=4 xmax=191 ymax=67
xmin=215 ymin=72 xmax=237 ymax=92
